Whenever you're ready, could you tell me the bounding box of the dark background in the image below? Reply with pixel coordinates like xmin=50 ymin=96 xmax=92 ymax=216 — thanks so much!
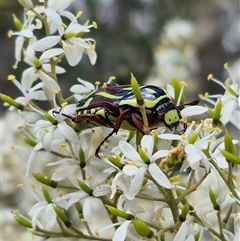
xmin=1 ymin=0 xmax=239 ymax=113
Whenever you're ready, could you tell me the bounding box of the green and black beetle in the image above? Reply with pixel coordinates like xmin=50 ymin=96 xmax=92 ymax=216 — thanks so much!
xmin=55 ymin=84 xmax=198 ymax=157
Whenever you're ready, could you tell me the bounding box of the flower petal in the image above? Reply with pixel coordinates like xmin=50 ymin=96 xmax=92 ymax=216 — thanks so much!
xmin=149 ymin=163 xmax=173 ymax=189
xmin=34 ymin=36 xmax=60 ymax=51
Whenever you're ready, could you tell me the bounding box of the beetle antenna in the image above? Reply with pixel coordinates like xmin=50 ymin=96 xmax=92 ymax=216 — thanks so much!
xmin=52 ymin=110 xmax=75 ymax=121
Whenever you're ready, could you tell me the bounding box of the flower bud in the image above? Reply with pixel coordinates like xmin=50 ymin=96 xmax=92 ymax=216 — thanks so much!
xmin=0 ymin=94 xmax=24 ymax=110
xmin=23 ymin=136 xmax=37 ymax=147
xmin=33 ymin=173 xmax=58 ymax=188
xmin=78 ymin=147 xmax=86 ymax=168
xmin=53 ymin=206 xmax=72 ymax=227
xmin=74 ymin=202 xmax=83 ymax=215
xmin=207 ymin=107 xmax=214 ymax=118
xmin=138 ymin=147 xmax=150 ymax=164
xmin=176 ymin=190 xmax=194 ymax=211
xmin=213 ymin=98 xmax=222 ymax=126
xmin=132 ymin=219 xmax=153 ymax=238
xmin=179 ymin=203 xmax=190 ymax=222
xmin=127 ymin=130 xmax=135 ymax=142
xmin=131 ymin=73 xmax=144 ymax=105
xmin=209 ymin=187 xmax=220 ymax=210
xmin=188 ymin=130 xmax=200 ymax=145
xmin=13 ymin=14 xmax=22 ymax=31
xmin=63 ymin=32 xmax=77 ymax=40
xmin=33 ymin=57 xmax=42 ymax=69
xmin=194 ymin=231 xmax=200 ymax=241
xmin=107 ymin=155 xmax=124 ymax=169
xmin=42 ymin=186 xmax=52 ymax=203
xmin=18 ymin=0 xmax=33 ymax=9
xmin=12 ymin=210 xmax=32 ymax=228
xmin=220 ymin=150 xmax=240 ymax=165
xmin=224 ymin=132 xmax=235 ymax=154
xmin=44 ymin=112 xmax=58 ymax=125
xmin=106 ymin=205 xmax=133 ymax=220
xmin=77 ymin=180 xmax=93 ymax=195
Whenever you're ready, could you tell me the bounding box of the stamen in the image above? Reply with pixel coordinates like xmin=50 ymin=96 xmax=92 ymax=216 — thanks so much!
xmin=61 ymin=22 xmax=67 ymax=28
xmin=61 ymin=102 xmax=68 ymax=107
xmin=92 ymin=21 xmax=98 ymax=29
xmin=87 ymin=175 xmax=92 ymax=180
xmin=8 ymin=75 xmax=16 ymax=80
xmin=207 ymin=74 xmax=226 ymax=89
xmin=76 ymin=11 xmax=83 ymax=18
xmin=224 ymin=63 xmax=236 ymax=86
xmin=59 ymin=143 xmax=67 ymax=148
xmin=7 ymin=30 xmax=13 ymax=38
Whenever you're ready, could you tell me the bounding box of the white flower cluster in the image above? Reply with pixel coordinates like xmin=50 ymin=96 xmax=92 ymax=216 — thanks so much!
xmin=2 ymin=1 xmax=240 ymax=241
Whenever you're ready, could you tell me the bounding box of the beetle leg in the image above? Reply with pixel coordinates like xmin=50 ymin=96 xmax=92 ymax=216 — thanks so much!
xmin=129 ymin=113 xmax=145 ymax=134
xmin=73 ymin=113 xmax=114 ymax=128
xmin=95 ymin=108 xmax=131 ymax=157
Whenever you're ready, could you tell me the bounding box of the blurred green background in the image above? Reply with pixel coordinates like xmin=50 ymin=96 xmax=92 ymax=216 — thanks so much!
xmin=1 ymin=0 xmax=239 ymax=112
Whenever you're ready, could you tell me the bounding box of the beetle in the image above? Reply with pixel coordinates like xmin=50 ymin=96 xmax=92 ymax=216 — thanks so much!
xmin=55 ymin=84 xmax=198 ymax=157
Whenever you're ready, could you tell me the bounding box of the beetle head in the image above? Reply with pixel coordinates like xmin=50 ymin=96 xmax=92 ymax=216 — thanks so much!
xmin=163 ymin=109 xmax=181 ymax=130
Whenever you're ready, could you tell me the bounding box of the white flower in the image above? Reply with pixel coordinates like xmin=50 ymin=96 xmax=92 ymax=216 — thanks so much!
xmin=22 ymin=37 xmax=64 ymax=94
xmin=18 ymin=0 xmax=33 ymax=9
xmin=159 ymin=122 xmax=212 ymax=171
xmin=8 ymin=76 xmax=47 ymax=110
xmin=201 ymin=64 xmax=240 ymax=130
xmin=118 ymin=135 xmax=173 ymax=200
xmin=47 ymin=0 xmax=75 ymax=33
xmin=8 ymin=13 xmax=42 ymax=67
xmin=70 ymin=78 xmax=95 ymax=101
xmin=34 ymin=9 xmax=97 ymax=66
xmin=26 ymin=187 xmax=66 ymax=230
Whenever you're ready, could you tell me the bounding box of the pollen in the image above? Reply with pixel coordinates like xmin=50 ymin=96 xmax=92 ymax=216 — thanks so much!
xmin=87 ymin=175 xmax=93 ymax=180
xmin=224 ymin=78 xmax=230 ymax=85
xmin=53 ymin=89 xmax=59 ymax=94
xmin=129 ymin=161 xmax=137 ymax=165
xmin=44 ymin=128 xmax=49 ymax=133
xmin=61 ymin=102 xmax=68 ymax=107
xmin=27 ymin=11 xmax=36 ymax=19
xmin=92 ymin=21 xmax=98 ymax=29
xmin=223 ymin=63 xmax=228 ymax=69
xmin=31 ymin=184 xmax=36 ymax=190
xmin=102 ymin=82 xmax=108 ymax=88
xmin=95 ymin=229 xmax=99 ymax=236
xmin=12 ymin=209 xmax=19 ymax=215
xmin=7 ymin=30 xmax=13 ymax=38
xmin=89 ymin=44 xmax=95 ymax=51
xmin=181 ymin=134 xmax=187 ymax=141
xmin=59 ymin=143 xmax=67 ymax=148
xmin=207 ymin=74 xmax=213 ymax=81
xmin=180 ymin=81 xmax=187 ymax=86
xmin=8 ymin=75 xmax=16 ymax=81
xmin=3 ymin=102 xmax=9 ymax=107
xmin=65 ymin=44 xmax=72 ymax=50
xmin=58 ymin=191 xmax=63 ymax=198
xmin=182 ymin=116 xmax=187 ymax=123
xmin=61 ymin=22 xmax=67 ymax=28
xmin=9 ymin=142 xmax=14 ymax=149
xmin=76 ymin=11 xmax=83 ymax=18
xmin=16 ymin=183 xmax=23 ymax=188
